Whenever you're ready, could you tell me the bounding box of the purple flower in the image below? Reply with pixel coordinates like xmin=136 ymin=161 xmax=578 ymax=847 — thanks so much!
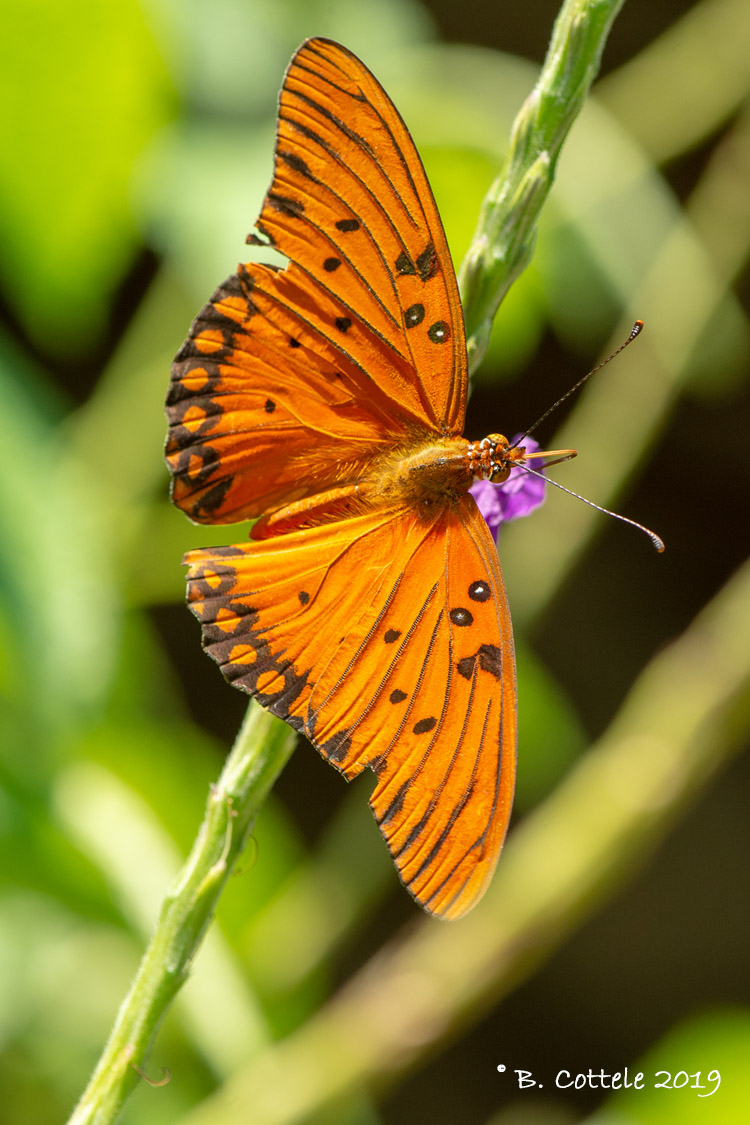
xmin=470 ymin=435 xmax=546 ymax=541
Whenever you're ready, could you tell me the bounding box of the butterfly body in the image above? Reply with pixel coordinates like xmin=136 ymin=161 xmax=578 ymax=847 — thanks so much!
xmin=347 ymin=434 xmax=512 ymax=513
xmin=168 ymin=38 xmax=523 ymax=919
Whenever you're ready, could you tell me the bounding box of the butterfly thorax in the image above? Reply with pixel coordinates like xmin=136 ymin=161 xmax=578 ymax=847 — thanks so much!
xmin=368 ymin=432 xmax=516 ymax=511
xmin=248 ymin=433 xmax=522 ymax=539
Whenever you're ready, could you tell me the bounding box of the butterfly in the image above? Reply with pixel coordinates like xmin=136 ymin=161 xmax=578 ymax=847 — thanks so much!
xmin=165 ymin=37 xmax=543 ymax=919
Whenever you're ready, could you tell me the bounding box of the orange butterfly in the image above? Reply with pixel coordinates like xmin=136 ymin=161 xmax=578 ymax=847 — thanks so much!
xmin=166 ymin=38 xmax=544 ymax=919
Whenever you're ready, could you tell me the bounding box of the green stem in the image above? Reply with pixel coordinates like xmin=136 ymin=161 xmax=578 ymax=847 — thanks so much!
xmin=459 ymin=0 xmax=625 ymax=373
xmin=67 ymin=702 xmax=296 ymax=1125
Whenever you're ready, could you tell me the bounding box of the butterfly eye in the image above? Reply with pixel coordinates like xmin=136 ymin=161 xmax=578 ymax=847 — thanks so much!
xmin=483 ymin=432 xmax=511 ymax=482
xmin=489 ymin=463 xmax=511 ymax=484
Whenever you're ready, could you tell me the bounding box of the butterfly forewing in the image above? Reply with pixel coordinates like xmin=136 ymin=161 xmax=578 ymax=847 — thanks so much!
xmin=166 ymin=38 xmax=468 ymax=525
xmin=185 ymin=496 xmax=516 ymax=919
xmin=167 ymin=266 xmax=410 ymax=523
xmin=266 ymin=39 xmax=468 ymax=432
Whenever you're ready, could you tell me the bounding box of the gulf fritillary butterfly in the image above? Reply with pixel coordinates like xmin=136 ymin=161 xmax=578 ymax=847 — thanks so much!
xmin=166 ymin=38 xmax=545 ymax=919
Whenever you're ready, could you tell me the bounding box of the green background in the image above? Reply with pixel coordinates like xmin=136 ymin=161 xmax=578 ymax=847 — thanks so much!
xmin=1 ymin=1 xmax=748 ymax=1122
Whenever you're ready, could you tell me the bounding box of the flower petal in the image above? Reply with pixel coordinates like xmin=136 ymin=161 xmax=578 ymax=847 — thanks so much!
xmin=469 ymin=435 xmax=546 ymax=539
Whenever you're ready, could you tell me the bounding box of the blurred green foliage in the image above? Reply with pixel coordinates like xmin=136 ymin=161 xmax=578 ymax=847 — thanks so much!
xmin=1 ymin=0 xmax=748 ymax=1123
xmin=0 ymin=0 xmax=175 ymax=356
xmin=587 ymin=1010 xmax=750 ymax=1124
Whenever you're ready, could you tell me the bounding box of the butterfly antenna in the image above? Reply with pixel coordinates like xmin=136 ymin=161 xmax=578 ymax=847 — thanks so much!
xmin=518 ymin=463 xmax=665 ymax=552
xmin=511 ymin=320 xmax=644 ymax=449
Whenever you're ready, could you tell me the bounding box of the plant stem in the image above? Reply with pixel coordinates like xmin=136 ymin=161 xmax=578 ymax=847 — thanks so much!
xmin=459 ymin=0 xmax=626 ymax=373
xmin=67 ymin=702 xmax=296 ymax=1125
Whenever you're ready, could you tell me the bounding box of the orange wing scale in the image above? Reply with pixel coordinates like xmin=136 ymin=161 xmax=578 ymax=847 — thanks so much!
xmin=168 ymin=38 xmax=519 ymax=918
xmin=185 ymin=496 xmax=515 ymax=919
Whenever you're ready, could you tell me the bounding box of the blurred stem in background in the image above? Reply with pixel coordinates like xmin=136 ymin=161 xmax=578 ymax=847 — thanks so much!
xmin=66 ymin=1 xmax=630 ymax=1121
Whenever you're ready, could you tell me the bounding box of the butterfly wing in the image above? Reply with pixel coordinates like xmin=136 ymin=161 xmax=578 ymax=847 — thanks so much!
xmin=261 ymin=38 xmax=468 ymax=432
xmin=185 ymin=494 xmax=516 ymax=919
xmin=166 ymin=37 xmax=468 ymax=525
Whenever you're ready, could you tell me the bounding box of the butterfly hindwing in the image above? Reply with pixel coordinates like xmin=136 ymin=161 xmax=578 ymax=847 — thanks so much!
xmin=185 ymin=495 xmax=516 ymax=919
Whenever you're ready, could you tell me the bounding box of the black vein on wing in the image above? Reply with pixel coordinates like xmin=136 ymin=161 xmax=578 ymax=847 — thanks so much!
xmin=274 ymin=112 xmax=428 ymax=381
xmin=254 ymin=197 xmax=412 ymax=367
xmin=420 ymin=699 xmax=495 ymax=912
xmin=392 ymin=516 xmax=472 ymax=862
xmin=427 ymin=695 xmax=502 ymax=914
xmin=307 ymin=568 xmax=406 ymax=719
xmin=279 ymin=109 xmax=413 ymax=264
xmin=292 ymin=67 xmax=424 ymax=236
xmin=235 ymin=266 xmax=423 ymax=431
xmin=297 ymin=40 xmax=433 ymax=229
xmin=283 ymin=71 xmax=457 ymax=429
xmin=273 ymin=146 xmax=404 ymax=336
xmin=415 ymin=690 xmax=490 ymax=891
xmin=342 ymin=584 xmax=445 ymax=773
xmin=374 ymin=607 xmax=448 ymax=827
xmin=394 ymin=661 xmax=477 ymax=863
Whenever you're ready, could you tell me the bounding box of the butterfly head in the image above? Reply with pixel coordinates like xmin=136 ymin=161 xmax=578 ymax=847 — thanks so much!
xmin=466 ymin=433 xmax=517 ymax=483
